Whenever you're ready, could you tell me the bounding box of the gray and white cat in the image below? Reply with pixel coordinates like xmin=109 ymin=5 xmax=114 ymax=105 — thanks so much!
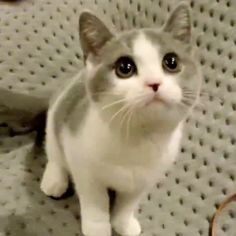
xmin=41 ymin=3 xmax=201 ymax=236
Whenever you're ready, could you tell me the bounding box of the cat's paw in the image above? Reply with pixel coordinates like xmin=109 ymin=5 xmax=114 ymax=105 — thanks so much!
xmin=40 ymin=162 xmax=68 ymax=198
xmin=82 ymin=220 xmax=111 ymax=236
xmin=112 ymin=216 xmax=141 ymax=236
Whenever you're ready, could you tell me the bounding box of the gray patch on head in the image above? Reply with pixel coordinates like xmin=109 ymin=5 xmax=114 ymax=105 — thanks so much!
xmin=99 ymin=30 xmax=139 ymax=62
xmin=144 ymin=28 xmax=191 ymax=56
xmin=87 ymin=30 xmax=139 ymax=103
xmin=88 ymin=65 xmax=113 ymax=102
xmin=117 ymin=30 xmax=140 ymax=50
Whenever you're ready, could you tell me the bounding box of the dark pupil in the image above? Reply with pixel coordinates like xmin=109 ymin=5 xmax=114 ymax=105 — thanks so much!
xmin=119 ymin=60 xmax=133 ymax=74
xmin=165 ymin=54 xmax=178 ymax=70
xmin=115 ymin=57 xmax=136 ymax=78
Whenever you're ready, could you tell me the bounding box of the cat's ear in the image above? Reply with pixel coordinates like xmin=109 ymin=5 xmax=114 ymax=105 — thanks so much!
xmin=79 ymin=11 xmax=113 ymax=60
xmin=163 ymin=3 xmax=191 ymax=44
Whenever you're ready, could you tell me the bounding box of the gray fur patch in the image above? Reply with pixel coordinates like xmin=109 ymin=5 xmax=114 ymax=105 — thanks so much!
xmin=66 ymin=96 xmax=88 ymax=133
xmin=88 ymin=31 xmax=139 ymax=102
xmin=52 ymin=71 xmax=89 ymax=139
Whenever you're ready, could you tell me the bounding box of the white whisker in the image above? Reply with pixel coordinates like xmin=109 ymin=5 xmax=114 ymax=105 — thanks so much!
xmin=108 ymin=103 xmax=130 ymax=126
xmin=119 ymin=105 xmax=131 ymax=134
xmin=107 ymin=92 xmax=149 ymax=131
xmin=126 ymin=107 xmax=134 ymax=142
xmin=102 ymin=98 xmax=127 ymax=110
xmin=91 ymin=91 xmax=119 ymax=96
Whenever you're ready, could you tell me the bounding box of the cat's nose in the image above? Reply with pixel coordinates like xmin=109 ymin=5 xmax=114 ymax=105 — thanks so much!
xmin=147 ymin=83 xmax=160 ymax=92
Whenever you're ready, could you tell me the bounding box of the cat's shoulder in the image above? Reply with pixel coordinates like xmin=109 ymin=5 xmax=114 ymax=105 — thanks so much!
xmin=48 ymin=70 xmax=89 ymax=133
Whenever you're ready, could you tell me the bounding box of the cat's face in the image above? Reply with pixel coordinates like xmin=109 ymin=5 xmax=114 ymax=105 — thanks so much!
xmin=79 ymin=4 xmax=201 ymax=132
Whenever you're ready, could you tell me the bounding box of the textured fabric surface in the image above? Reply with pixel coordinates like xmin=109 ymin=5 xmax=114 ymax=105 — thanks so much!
xmin=0 ymin=0 xmax=236 ymax=235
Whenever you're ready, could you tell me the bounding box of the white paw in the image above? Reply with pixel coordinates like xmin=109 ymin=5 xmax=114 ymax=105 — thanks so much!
xmin=40 ymin=162 xmax=68 ymax=198
xmin=112 ymin=216 xmax=141 ymax=236
xmin=82 ymin=220 xmax=111 ymax=236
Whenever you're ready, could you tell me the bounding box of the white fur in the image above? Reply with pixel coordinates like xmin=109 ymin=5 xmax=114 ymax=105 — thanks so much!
xmin=41 ymin=34 xmax=185 ymax=236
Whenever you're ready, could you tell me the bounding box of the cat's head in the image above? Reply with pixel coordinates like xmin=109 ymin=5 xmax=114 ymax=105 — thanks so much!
xmin=79 ymin=3 xmax=201 ymax=133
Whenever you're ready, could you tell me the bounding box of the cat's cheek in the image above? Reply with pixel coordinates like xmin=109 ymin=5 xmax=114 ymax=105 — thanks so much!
xmin=159 ymin=80 xmax=182 ymax=105
xmin=113 ymin=77 xmax=143 ymax=103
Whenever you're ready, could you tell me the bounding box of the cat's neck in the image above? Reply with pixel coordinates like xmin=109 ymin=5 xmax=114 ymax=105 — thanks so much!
xmin=94 ymin=105 xmax=180 ymax=145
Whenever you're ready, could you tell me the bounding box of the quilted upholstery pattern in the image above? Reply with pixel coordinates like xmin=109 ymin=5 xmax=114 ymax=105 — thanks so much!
xmin=0 ymin=0 xmax=236 ymax=235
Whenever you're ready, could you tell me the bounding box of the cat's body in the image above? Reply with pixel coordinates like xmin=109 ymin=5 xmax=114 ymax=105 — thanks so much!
xmin=41 ymin=4 xmax=201 ymax=236
xmin=62 ymin=88 xmax=182 ymax=192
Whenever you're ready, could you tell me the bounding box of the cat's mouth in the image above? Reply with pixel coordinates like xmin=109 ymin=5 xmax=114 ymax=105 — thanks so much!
xmin=145 ymin=95 xmax=168 ymax=107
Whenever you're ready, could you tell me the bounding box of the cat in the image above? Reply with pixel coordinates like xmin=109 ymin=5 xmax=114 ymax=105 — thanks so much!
xmin=40 ymin=3 xmax=201 ymax=236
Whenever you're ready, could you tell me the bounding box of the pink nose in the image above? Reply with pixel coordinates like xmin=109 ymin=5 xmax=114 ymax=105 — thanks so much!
xmin=147 ymin=83 xmax=160 ymax=92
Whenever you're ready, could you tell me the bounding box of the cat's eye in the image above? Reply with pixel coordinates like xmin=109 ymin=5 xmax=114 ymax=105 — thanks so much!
xmin=114 ymin=57 xmax=137 ymax=79
xmin=162 ymin=53 xmax=180 ymax=73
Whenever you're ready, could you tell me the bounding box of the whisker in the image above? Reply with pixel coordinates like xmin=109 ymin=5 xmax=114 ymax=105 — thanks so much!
xmin=183 ymin=87 xmax=204 ymax=96
xmin=109 ymin=103 xmax=130 ymax=126
xmin=119 ymin=106 xmax=130 ymax=140
xmin=181 ymin=88 xmax=209 ymax=110
xmin=126 ymin=107 xmax=134 ymax=142
xmin=182 ymin=87 xmax=194 ymax=93
xmin=182 ymin=90 xmax=195 ymax=94
xmin=119 ymin=93 xmax=148 ymax=139
xmin=120 ymin=107 xmax=132 ymax=141
xmin=182 ymin=96 xmax=196 ymax=102
xmin=183 ymin=90 xmax=198 ymax=94
xmin=181 ymin=100 xmax=193 ymax=107
xmin=183 ymin=94 xmax=196 ymax=98
xmin=183 ymin=89 xmax=197 ymax=94
xmin=102 ymin=97 xmax=127 ymax=110
xmin=195 ymin=103 xmax=205 ymax=110
xmin=103 ymin=91 xmax=150 ymax=111
xmin=119 ymin=106 xmax=131 ymax=132
xmin=181 ymin=98 xmax=206 ymax=111
xmin=183 ymin=94 xmax=196 ymax=99
xmin=91 ymin=91 xmax=119 ymax=96
xmin=107 ymin=92 xmax=150 ymax=131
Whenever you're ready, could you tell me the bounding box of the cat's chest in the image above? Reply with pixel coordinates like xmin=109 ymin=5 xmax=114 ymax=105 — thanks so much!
xmin=71 ymin=122 xmax=165 ymax=191
xmin=79 ymin=108 xmax=167 ymax=164
xmin=62 ymin=107 xmax=181 ymax=191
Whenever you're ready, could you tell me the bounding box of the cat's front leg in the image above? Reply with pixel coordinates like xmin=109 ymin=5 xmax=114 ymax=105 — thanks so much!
xmin=40 ymin=161 xmax=69 ymax=198
xmin=74 ymin=176 xmax=111 ymax=236
xmin=112 ymin=190 xmax=144 ymax=236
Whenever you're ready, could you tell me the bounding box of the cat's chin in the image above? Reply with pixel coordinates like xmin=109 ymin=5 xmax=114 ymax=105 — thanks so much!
xmin=146 ymin=98 xmax=166 ymax=107
xmin=144 ymin=94 xmax=171 ymax=108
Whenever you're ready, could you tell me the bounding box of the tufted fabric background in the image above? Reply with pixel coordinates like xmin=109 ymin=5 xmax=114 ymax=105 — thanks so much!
xmin=0 ymin=0 xmax=236 ymax=235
